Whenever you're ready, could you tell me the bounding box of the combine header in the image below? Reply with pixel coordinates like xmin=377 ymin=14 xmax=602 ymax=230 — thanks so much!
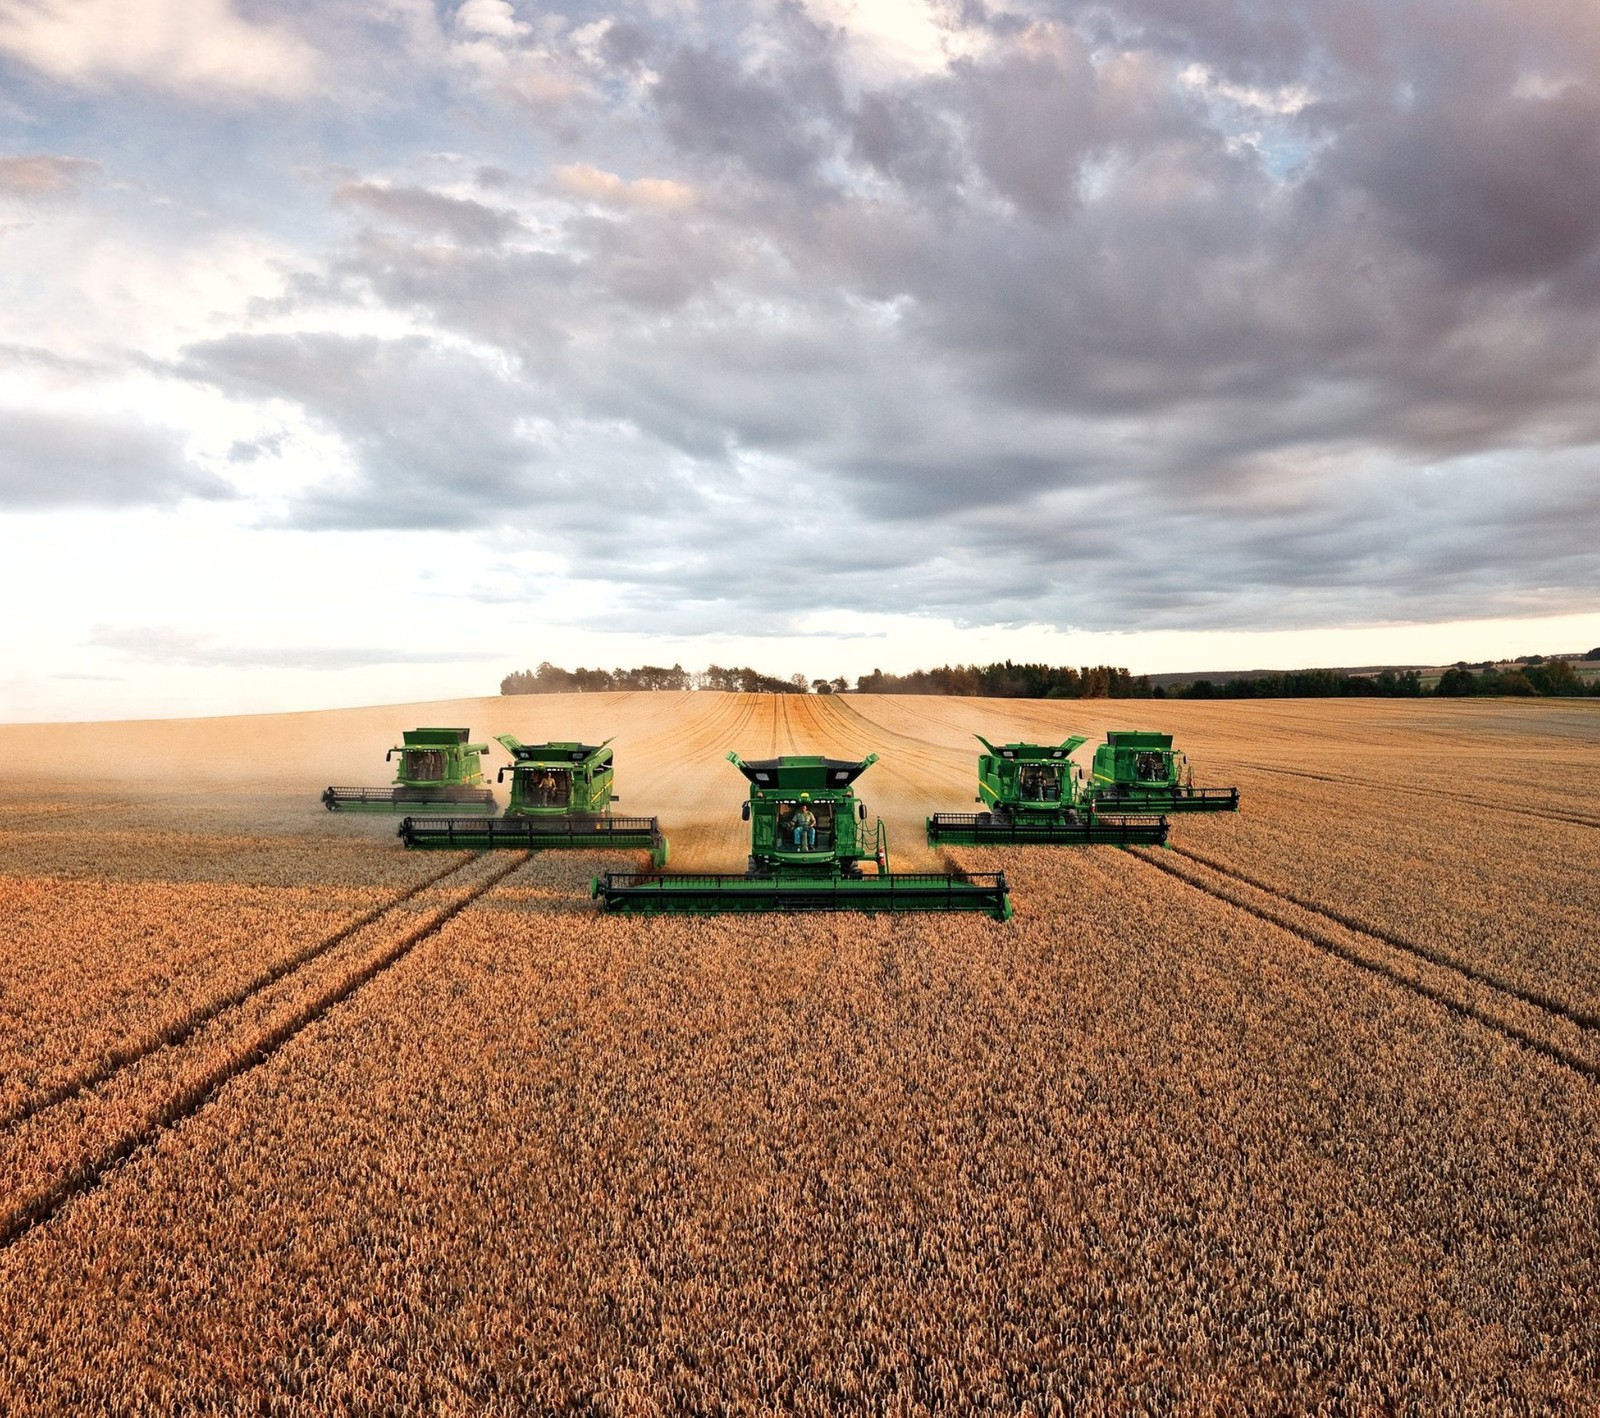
xmin=1084 ymin=731 xmax=1239 ymax=813
xmin=322 ymin=728 xmax=496 ymax=812
xmin=927 ymin=737 xmax=1169 ymax=846
xmin=592 ymin=752 xmax=1012 ymax=919
xmin=397 ymin=736 xmax=667 ymax=864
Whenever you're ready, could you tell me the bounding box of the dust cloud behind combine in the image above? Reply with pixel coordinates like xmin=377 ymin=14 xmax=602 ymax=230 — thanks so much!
xmin=3 ymin=691 xmax=1597 ymax=871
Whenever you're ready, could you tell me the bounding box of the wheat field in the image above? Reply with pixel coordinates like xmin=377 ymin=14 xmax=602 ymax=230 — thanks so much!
xmin=1 ymin=693 xmax=1598 ymax=1411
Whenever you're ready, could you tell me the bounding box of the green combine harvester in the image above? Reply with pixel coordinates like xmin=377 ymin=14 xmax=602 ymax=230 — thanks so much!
xmin=397 ymin=736 xmax=667 ymax=864
xmin=592 ymin=752 xmax=1012 ymax=919
xmin=1084 ymin=730 xmax=1240 ymax=813
xmin=926 ymin=737 xmax=1169 ymax=846
xmin=322 ymin=727 xmax=496 ymax=812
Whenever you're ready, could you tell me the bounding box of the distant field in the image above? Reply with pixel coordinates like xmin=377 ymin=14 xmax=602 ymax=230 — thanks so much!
xmin=1 ymin=694 xmax=1598 ymax=1410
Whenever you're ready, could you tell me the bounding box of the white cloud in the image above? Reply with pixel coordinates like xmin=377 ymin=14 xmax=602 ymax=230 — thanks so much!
xmin=1511 ymin=71 xmax=1580 ymax=102
xmin=0 ymin=0 xmax=320 ymax=98
xmin=454 ymin=0 xmax=529 ymax=40
xmin=801 ymin=0 xmax=986 ymax=81
xmin=1179 ymin=63 xmax=1314 ymax=117
xmin=0 ymin=212 xmax=294 ymax=361
xmin=551 ymin=163 xmax=694 ymax=211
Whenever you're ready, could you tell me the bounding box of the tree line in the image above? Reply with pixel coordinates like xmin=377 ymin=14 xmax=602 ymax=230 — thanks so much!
xmin=855 ymin=663 xmax=1152 ymax=697
xmin=503 ymin=654 xmax=1600 ymax=699
xmin=501 ymin=660 xmax=1153 ymax=698
xmin=500 ymin=662 xmax=846 ymax=695
xmin=1164 ymin=669 xmax=1424 ymax=699
xmin=1436 ymin=659 xmax=1597 ymax=697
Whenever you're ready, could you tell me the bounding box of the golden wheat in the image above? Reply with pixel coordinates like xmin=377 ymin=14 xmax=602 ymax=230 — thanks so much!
xmin=0 ymin=696 xmax=1597 ymax=1410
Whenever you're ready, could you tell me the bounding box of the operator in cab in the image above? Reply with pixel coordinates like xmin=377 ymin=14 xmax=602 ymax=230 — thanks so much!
xmin=793 ymin=794 xmax=817 ymax=851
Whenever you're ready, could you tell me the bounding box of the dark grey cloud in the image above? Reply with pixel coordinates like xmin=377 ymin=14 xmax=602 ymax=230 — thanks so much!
xmin=333 ymin=180 xmax=522 ymax=246
xmin=957 ymin=27 xmax=1101 ymax=219
xmin=850 ymin=89 xmax=961 ymax=194
xmin=653 ymin=10 xmax=846 ymax=184
xmin=88 ymin=627 xmax=494 ymax=671
xmin=182 ymin=332 xmax=554 ymax=529
xmin=144 ymin=0 xmax=1600 ymax=634
xmin=181 ymin=329 xmax=705 ymax=532
xmin=1338 ymin=84 xmax=1600 ymax=285
xmin=0 ymin=409 xmax=230 ymax=508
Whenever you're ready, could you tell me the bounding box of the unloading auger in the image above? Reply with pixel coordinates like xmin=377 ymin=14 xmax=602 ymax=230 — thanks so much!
xmin=592 ymin=751 xmax=1012 ymax=919
xmin=1083 ymin=730 xmax=1240 ymax=814
xmin=397 ymin=736 xmax=668 ymax=864
xmin=322 ymin=727 xmax=497 ymax=812
xmin=926 ymin=736 xmax=1169 ymax=846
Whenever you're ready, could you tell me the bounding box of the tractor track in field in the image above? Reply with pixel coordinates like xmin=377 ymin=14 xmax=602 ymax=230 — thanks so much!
xmin=824 ymin=697 xmax=967 ymax=785
xmin=1132 ymin=844 xmax=1600 ymax=1083
xmin=0 ymin=792 xmax=202 ymax=829
xmin=817 ymin=698 xmax=991 ymax=868
xmin=1240 ymin=761 xmax=1600 ymax=831
xmin=774 ymin=692 xmax=795 ymax=756
xmin=0 ymin=853 xmax=479 ymax=1133
xmin=0 ymin=851 xmax=530 ymax=1251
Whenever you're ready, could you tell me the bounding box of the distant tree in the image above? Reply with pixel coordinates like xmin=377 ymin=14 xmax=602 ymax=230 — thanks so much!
xmin=507 ymin=662 xmax=791 ymax=694
xmin=812 ymin=679 xmax=833 ymax=695
xmin=739 ymin=667 xmax=800 ymax=693
xmin=1373 ymin=669 xmax=1423 ymax=696
xmin=1436 ymin=667 xmax=1476 ymax=696
xmin=1585 ymin=648 xmax=1600 ymax=661
xmin=1526 ymin=659 xmax=1584 ymax=696
xmin=1495 ymin=670 xmax=1538 ymax=695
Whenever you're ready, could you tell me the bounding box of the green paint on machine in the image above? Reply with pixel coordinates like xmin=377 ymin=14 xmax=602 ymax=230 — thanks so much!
xmin=1085 ymin=730 xmax=1240 ymax=813
xmin=927 ymin=736 xmax=1170 ymax=846
xmin=321 ymin=728 xmax=497 ymax=812
xmin=397 ymin=735 xmax=668 ymax=863
xmin=593 ymin=752 xmax=1012 ymax=920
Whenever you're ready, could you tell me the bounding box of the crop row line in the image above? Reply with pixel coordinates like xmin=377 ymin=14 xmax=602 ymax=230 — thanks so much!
xmin=1170 ymin=843 xmax=1600 ymax=1032
xmin=0 ymin=853 xmax=478 ymax=1133
xmin=1131 ymin=847 xmax=1600 ymax=1084
xmin=1240 ymin=761 xmax=1600 ymax=831
xmin=0 ymin=851 xmax=530 ymax=1251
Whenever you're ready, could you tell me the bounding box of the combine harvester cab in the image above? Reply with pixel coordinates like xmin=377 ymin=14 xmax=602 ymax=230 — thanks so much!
xmin=927 ymin=737 xmax=1169 ymax=846
xmin=396 ymin=736 xmax=667 ymax=865
xmin=593 ymin=752 xmax=1013 ymax=920
xmin=1085 ymin=731 xmax=1239 ymax=814
xmin=322 ymin=727 xmax=497 ymax=812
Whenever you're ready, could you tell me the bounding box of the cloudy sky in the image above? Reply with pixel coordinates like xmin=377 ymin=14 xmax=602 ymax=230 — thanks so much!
xmin=4 ymin=0 xmax=1600 ymax=719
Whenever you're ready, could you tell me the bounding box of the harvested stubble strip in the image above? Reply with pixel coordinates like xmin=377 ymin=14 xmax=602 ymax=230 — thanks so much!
xmin=0 ymin=828 xmax=449 ymax=888
xmin=0 ymin=879 xmax=383 ymax=1121
xmin=1199 ymin=770 xmax=1600 ymax=1019
xmin=0 ymin=851 xmax=528 ymax=1248
xmin=1129 ymin=845 xmax=1600 ymax=1079
xmin=0 ymin=855 xmax=476 ymax=1129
